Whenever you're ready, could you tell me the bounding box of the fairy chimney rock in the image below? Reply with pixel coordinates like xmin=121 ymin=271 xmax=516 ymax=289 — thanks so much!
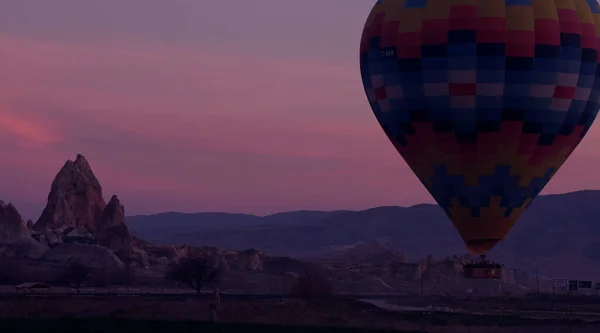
xmin=96 ymin=195 xmax=125 ymax=229
xmin=34 ymin=154 xmax=106 ymax=231
xmin=96 ymin=195 xmax=133 ymax=257
xmin=0 ymin=201 xmax=29 ymax=239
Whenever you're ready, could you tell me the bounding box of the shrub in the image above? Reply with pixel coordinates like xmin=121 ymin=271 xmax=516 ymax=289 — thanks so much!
xmin=0 ymin=260 xmax=24 ymax=284
xmin=166 ymin=256 xmax=227 ymax=293
xmin=290 ymin=272 xmax=334 ymax=298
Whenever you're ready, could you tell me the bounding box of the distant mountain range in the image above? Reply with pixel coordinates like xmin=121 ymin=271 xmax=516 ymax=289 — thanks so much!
xmin=126 ymin=190 xmax=600 ymax=279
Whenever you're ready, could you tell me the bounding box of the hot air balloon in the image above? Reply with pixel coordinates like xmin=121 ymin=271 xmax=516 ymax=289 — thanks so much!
xmin=360 ymin=0 xmax=600 ymax=257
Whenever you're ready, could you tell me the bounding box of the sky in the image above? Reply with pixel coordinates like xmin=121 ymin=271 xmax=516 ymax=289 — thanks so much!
xmin=1 ymin=0 xmax=600 ymax=219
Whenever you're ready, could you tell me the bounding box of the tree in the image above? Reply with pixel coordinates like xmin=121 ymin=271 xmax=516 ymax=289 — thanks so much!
xmin=122 ymin=248 xmax=133 ymax=291
xmin=66 ymin=261 xmax=90 ymax=294
xmin=89 ymin=267 xmax=134 ymax=288
xmin=115 ymin=267 xmax=136 ymax=287
xmin=290 ymin=269 xmax=334 ymax=298
xmin=0 ymin=259 xmax=24 ymax=284
xmin=166 ymin=256 xmax=227 ymax=293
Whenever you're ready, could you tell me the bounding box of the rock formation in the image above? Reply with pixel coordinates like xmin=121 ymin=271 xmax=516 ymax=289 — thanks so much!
xmin=173 ymin=244 xmax=189 ymax=258
xmin=43 ymin=243 xmax=124 ymax=269
xmin=64 ymin=226 xmax=95 ymax=243
xmin=0 ymin=201 xmax=28 ymax=238
xmin=23 ymin=154 xmax=149 ymax=268
xmin=143 ymin=243 xmax=187 ymax=264
xmin=1 ymin=153 xmax=271 ymax=274
xmin=96 ymin=196 xmax=131 ymax=251
xmin=94 ymin=195 xmax=149 ymax=267
xmin=186 ymin=246 xmax=230 ymax=270
xmin=1 ymin=154 xmax=222 ymax=271
xmin=0 ymin=201 xmax=48 ymax=259
xmin=34 ymin=154 xmax=106 ymax=231
xmin=40 ymin=228 xmax=62 ymax=247
xmin=66 ymin=226 xmax=93 ymax=238
xmin=335 ymin=240 xmax=405 ymax=264
xmin=238 ymin=248 xmax=263 ymax=271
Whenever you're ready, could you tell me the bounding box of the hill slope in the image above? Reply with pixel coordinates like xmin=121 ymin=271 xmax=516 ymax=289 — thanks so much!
xmin=126 ymin=190 xmax=600 ymax=278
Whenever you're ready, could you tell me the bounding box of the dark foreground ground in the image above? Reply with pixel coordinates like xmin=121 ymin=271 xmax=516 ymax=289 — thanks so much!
xmin=1 ymin=296 xmax=600 ymax=332
xmin=0 ymin=319 xmax=422 ymax=333
xmin=2 ymin=318 xmax=599 ymax=333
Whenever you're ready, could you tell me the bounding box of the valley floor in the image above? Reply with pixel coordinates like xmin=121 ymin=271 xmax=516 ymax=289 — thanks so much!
xmin=0 ymin=319 xmax=421 ymax=333
xmin=0 ymin=295 xmax=599 ymax=332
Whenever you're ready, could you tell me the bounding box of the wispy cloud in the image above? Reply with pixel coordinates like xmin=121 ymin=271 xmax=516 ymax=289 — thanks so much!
xmin=0 ymin=1 xmax=599 ymax=219
xmin=0 ymin=111 xmax=60 ymax=149
xmin=0 ymin=31 xmax=412 ymax=218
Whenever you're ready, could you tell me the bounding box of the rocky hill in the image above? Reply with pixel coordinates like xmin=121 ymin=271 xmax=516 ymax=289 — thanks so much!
xmin=34 ymin=154 xmax=105 ymax=231
xmin=0 ymin=154 xmax=223 ymax=271
xmin=0 ymin=201 xmax=47 ymax=259
xmin=324 ymin=240 xmax=406 ymax=264
xmin=0 ymin=154 xmax=544 ymax=295
xmin=126 ymin=190 xmax=600 ymax=279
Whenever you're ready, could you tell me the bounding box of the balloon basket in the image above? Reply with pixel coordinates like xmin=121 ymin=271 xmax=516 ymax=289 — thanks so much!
xmin=463 ymin=255 xmax=503 ymax=279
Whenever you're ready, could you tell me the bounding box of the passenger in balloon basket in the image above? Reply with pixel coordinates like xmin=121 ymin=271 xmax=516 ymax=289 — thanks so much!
xmin=462 ymin=255 xmax=504 ymax=279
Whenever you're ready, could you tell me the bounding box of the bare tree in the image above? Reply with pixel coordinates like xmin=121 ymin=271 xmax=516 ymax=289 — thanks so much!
xmin=90 ymin=267 xmax=135 ymax=288
xmin=115 ymin=267 xmax=136 ymax=287
xmin=122 ymin=249 xmax=133 ymax=291
xmin=66 ymin=261 xmax=90 ymax=294
xmin=89 ymin=268 xmax=112 ymax=288
xmin=166 ymin=256 xmax=226 ymax=293
xmin=290 ymin=269 xmax=334 ymax=298
xmin=0 ymin=259 xmax=24 ymax=285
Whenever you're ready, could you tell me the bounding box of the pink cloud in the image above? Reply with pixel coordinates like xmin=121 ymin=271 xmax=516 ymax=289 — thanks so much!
xmin=0 ymin=31 xmax=599 ymax=219
xmin=0 ymin=111 xmax=60 ymax=149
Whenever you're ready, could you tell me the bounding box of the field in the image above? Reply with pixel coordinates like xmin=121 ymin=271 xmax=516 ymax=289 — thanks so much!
xmin=0 ymin=319 xmax=421 ymax=333
xmin=2 ymin=295 xmax=600 ymax=332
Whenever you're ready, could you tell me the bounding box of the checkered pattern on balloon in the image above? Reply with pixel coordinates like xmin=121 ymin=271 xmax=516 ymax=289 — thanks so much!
xmin=360 ymin=0 xmax=600 ymax=254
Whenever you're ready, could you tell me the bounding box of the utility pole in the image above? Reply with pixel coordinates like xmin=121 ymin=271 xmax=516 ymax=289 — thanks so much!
xmin=535 ymin=268 xmax=540 ymax=294
xmin=126 ymin=239 xmax=131 ymax=293
xmin=420 ymin=265 xmax=424 ymax=295
xmin=281 ymin=262 xmax=286 ymax=295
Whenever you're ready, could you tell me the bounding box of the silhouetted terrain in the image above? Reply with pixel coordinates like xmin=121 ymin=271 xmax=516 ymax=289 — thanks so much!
xmin=3 ymin=297 xmax=600 ymax=333
xmin=127 ymin=190 xmax=600 ymax=278
xmin=127 ymin=210 xmax=348 ymax=232
xmin=2 ymin=155 xmax=600 ymax=332
xmin=0 ymin=154 xmax=589 ymax=298
xmin=4 ymin=154 xmax=541 ymax=298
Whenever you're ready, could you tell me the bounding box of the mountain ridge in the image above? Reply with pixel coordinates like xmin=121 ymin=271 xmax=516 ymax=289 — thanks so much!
xmin=128 ymin=189 xmax=598 ymax=219
xmin=125 ymin=189 xmax=600 ymax=279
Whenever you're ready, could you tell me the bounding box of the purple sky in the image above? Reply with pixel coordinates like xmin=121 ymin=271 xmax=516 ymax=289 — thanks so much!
xmin=1 ymin=0 xmax=600 ymax=219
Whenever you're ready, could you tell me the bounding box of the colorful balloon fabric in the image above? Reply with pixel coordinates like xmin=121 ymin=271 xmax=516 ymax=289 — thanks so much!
xmin=360 ymin=0 xmax=600 ymax=254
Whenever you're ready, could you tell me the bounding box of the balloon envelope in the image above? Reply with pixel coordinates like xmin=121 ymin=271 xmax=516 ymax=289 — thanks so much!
xmin=360 ymin=0 xmax=600 ymax=254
